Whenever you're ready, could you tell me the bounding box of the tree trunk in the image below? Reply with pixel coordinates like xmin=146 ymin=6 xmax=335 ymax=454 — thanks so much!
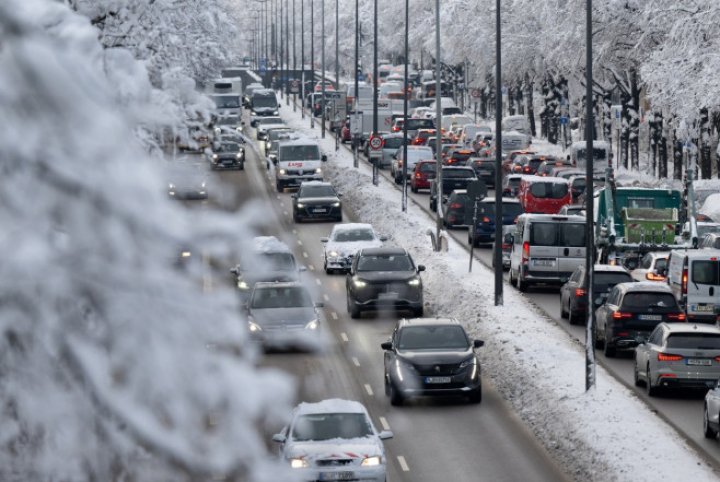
xmin=602 ymin=92 xmax=612 ymax=141
xmin=525 ymin=75 xmax=536 ymax=137
xmin=629 ymin=69 xmax=640 ymax=170
xmin=507 ymin=85 xmax=515 ymax=115
xmin=673 ymin=130 xmax=683 ymax=180
xmin=648 ymin=112 xmax=658 ymax=177
xmin=540 ymin=76 xmax=551 ymax=139
xmin=658 ymin=111 xmax=668 ymax=179
xmin=700 ymin=107 xmax=712 ymax=179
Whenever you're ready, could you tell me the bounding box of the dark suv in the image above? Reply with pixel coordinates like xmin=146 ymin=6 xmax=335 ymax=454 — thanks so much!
xmin=560 ymin=265 xmax=633 ymax=325
xmin=346 ymin=248 xmax=425 ymax=319
xmin=292 ymin=181 xmax=342 ymax=222
xmin=381 ymin=318 xmax=484 ymax=405
xmin=429 ymin=166 xmax=478 ymax=211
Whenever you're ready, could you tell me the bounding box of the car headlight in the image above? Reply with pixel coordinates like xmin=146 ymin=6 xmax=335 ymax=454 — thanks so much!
xmin=332 ymin=202 xmax=341 ymax=207
xmin=272 ymin=111 xmax=279 ymax=116
xmin=279 ymin=169 xmax=287 ymax=175
xmin=305 ymin=319 xmax=319 ymax=330
xmin=328 ymin=251 xmax=339 ymax=257
xmin=296 ymin=202 xmax=305 ymax=208
xmin=361 ymin=456 xmax=381 ymax=467
xmin=459 ymin=357 xmax=476 ymax=369
xmin=408 ymin=277 xmax=421 ymax=286
xmin=237 ymin=280 xmax=249 ymax=290
xmin=180 ymin=251 xmax=192 ymax=258
xmin=236 ymin=152 xmax=243 ymax=158
xmin=168 ymin=183 xmax=175 ymax=189
xmin=290 ymin=458 xmax=308 ymax=469
xmin=248 ymin=321 xmax=262 ymax=332
xmin=315 ymin=168 xmax=322 ymax=174
xmin=212 ymin=154 xmax=218 ymax=160
xmin=353 ymin=279 xmax=367 ymax=288
xmin=200 ymin=182 xmax=206 ymax=188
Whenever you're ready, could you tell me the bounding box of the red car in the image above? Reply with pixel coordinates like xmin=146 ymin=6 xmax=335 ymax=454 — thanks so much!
xmin=518 ymin=176 xmax=572 ymax=214
xmin=314 ymin=80 xmax=335 ymax=92
xmin=412 ymin=129 xmax=437 ymax=146
xmin=341 ymin=119 xmax=352 ymax=143
xmin=444 ymin=148 xmax=475 ymax=166
xmin=411 ymin=160 xmax=437 ymax=193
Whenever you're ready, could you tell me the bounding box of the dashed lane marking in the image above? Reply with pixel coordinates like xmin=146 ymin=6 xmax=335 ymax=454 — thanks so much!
xmin=292 ymin=229 xmax=297 ymax=234
xmin=364 ymin=384 xmax=374 ymax=396
xmin=352 ymin=357 xmax=360 ymax=367
xmin=315 ymin=278 xmax=322 ymax=286
xmin=323 ymin=294 xmax=330 ymax=301
xmin=331 ymin=312 xmax=338 ymax=320
xmin=379 ymin=417 xmax=390 ymax=431
xmin=308 ymin=264 xmax=315 ymax=271
xmin=297 ymin=239 xmax=303 ymax=246
xmin=283 ymin=210 xmax=288 ymax=216
xmin=303 ymin=252 xmax=309 ymax=258
xmin=397 ymin=456 xmax=410 ymax=472
xmin=340 ymin=332 xmax=349 ymax=342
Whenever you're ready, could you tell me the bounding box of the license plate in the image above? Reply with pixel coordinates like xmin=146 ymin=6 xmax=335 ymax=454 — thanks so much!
xmin=313 ymin=208 xmax=327 ymax=213
xmin=688 ymin=359 xmax=712 ymax=366
xmin=638 ymin=314 xmax=662 ymax=321
xmin=533 ymin=259 xmax=555 ymax=267
xmin=693 ymin=304 xmax=714 ymax=313
xmin=478 ymin=170 xmax=491 ymax=176
xmin=379 ymin=292 xmax=398 ymax=300
xmin=319 ymin=471 xmax=354 ymax=481
xmin=425 ymin=376 xmax=451 ymax=384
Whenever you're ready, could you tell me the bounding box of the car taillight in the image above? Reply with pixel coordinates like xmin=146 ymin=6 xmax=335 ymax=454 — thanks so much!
xmin=523 ymin=167 xmax=530 ymax=173
xmin=522 ymin=241 xmax=529 ymax=264
xmin=658 ymin=353 xmax=683 ymax=362
xmin=415 ymin=172 xmax=422 ymax=178
xmin=482 ymin=216 xmax=491 ymax=223
xmin=667 ymin=312 xmax=686 ymax=321
xmin=575 ymin=288 xmax=586 ymax=297
xmin=501 ymin=243 xmax=511 ymax=249
xmin=612 ymin=311 xmax=632 ymax=320
xmin=681 ymin=267 xmax=688 ymax=295
xmin=450 ymin=203 xmax=463 ymax=209
xmin=715 ymin=356 xmax=720 ymax=362
xmin=646 ymin=272 xmax=665 ymax=281
xmin=392 ymin=126 xmax=400 ymax=132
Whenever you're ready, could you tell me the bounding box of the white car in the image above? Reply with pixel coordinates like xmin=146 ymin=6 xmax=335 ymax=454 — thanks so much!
xmin=705 ymin=378 xmax=720 ymax=439
xmin=391 ymin=145 xmax=434 ymax=183
xmin=273 ymin=399 xmax=393 ymax=482
xmin=321 ymin=223 xmax=388 ymax=274
xmin=629 ymin=251 xmax=669 ymax=282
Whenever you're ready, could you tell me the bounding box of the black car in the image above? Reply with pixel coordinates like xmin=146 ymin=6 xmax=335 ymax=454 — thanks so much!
xmin=166 ymin=163 xmax=208 ymax=200
xmin=346 ymin=247 xmax=425 ymax=319
xmin=441 ymin=190 xmax=469 ymax=228
xmin=381 ymin=318 xmax=484 ymax=406
xmin=429 ymin=166 xmax=478 ymax=211
xmin=466 ymin=158 xmax=496 ymax=188
xmin=292 ymin=181 xmax=342 ymax=222
xmin=208 ymin=141 xmax=245 ymax=170
xmin=230 ymin=236 xmax=305 ymax=299
xmin=560 ymin=265 xmax=634 ymax=325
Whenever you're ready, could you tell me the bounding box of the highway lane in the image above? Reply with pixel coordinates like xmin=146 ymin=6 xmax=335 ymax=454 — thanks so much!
xmin=208 ymin=119 xmax=573 ymax=482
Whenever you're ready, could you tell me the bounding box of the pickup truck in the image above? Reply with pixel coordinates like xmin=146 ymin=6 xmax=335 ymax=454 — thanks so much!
xmin=429 ymin=166 xmax=478 ymax=212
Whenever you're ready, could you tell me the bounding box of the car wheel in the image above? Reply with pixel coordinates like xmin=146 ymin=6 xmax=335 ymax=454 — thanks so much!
xmin=394 ymin=175 xmax=401 ymax=185
xmin=594 ymin=323 xmax=604 ymax=349
xmin=293 ymin=212 xmax=301 ymax=223
xmin=239 ymin=163 xmax=245 ymax=171
xmin=560 ymin=297 xmax=568 ymax=319
xmin=335 ymin=215 xmax=343 ymax=222
xmin=646 ymin=365 xmax=658 ymax=397
xmin=430 ymin=201 xmax=436 ymax=212
xmin=348 ymin=296 xmax=361 ymax=319
xmin=704 ymin=405 xmax=718 ymax=439
xmin=633 ymin=362 xmax=644 ymax=387
xmin=389 ymin=382 xmax=404 ymax=407
xmin=603 ymin=339 xmax=616 ymax=358
xmin=468 ymin=384 xmax=482 ymax=404
xmin=276 ymin=182 xmax=283 ymax=192
xmin=413 ymin=306 xmax=424 ymax=317
xmin=411 ymin=185 xmax=418 ymax=193
xmin=517 ymin=274 xmax=528 ymax=292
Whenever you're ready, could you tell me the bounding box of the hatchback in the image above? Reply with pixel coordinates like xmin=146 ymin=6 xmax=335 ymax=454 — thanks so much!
xmin=441 ymin=190 xmax=470 ymax=228
xmin=410 ymin=160 xmax=437 ymax=193
xmin=468 ymin=198 xmax=523 ymax=246
xmin=560 ymin=265 xmax=634 ymax=325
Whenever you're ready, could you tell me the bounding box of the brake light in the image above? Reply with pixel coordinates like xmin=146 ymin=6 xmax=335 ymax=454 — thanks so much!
xmin=658 ymin=353 xmax=683 ymax=362
xmin=415 ymin=172 xmax=422 ymax=178
xmin=450 ymin=203 xmax=463 ymax=209
xmin=482 ymin=216 xmax=490 ymax=223
xmin=681 ymin=267 xmax=688 ymax=295
xmin=575 ymin=288 xmax=586 ymax=297
xmin=501 ymin=243 xmax=511 ymax=249
xmin=612 ymin=312 xmax=632 ymax=320
xmin=616 ymin=331 xmax=629 ymax=337
xmin=714 ymin=356 xmax=720 ymax=362
xmin=523 ymin=167 xmax=530 ymax=173
xmin=392 ymin=126 xmax=400 ymax=132
xmin=522 ymin=241 xmax=530 ymax=264
xmin=667 ymin=312 xmax=686 ymax=321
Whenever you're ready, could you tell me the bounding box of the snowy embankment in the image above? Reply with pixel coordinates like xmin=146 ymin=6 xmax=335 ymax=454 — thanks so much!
xmin=277 ymin=103 xmax=718 ymax=481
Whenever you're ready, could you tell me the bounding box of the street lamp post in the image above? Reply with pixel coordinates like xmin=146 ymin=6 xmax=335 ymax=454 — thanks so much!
xmin=301 ymin=0 xmax=305 ymax=118
xmin=401 ymin=0 xmax=409 ymax=212
xmin=335 ymin=0 xmax=339 ymax=91
xmin=372 ymin=0 xmax=378 ymax=186
xmin=433 ymin=0 xmax=441 ymax=245
xmin=321 ymin=0 xmax=326 ymax=138
xmin=279 ymin=0 xmax=284 ymax=97
xmin=285 ymin=0 xmax=290 ymax=105
xmin=353 ymin=0 xmax=359 ymax=168
xmin=585 ymin=0 xmax=596 ymax=391
xmin=293 ymin=0 xmax=297 ymax=111
xmin=493 ymin=0 xmax=503 ymax=305
xmin=310 ymin=0 xmax=315 ymax=128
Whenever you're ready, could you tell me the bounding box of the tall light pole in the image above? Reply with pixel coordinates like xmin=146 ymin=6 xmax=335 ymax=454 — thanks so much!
xmin=335 ymin=0 xmax=339 ymax=91
xmin=401 ymin=0 xmax=409 ymax=212
xmin=493 ymin=0 xmax=503 ymax=305
xmin=301 ymin=0 xmax=305 ymax=118
xmin=433 ymin=0 xmax=442 ymax=245
xmin=279 ymin=0 xmax=284 ymax=96
xmin=321 ymin=0 xmax=326 ymax=138
xmin=353 ymin=0 xmax=359 ymax=168
xmin=310 ymin=0 xmax=315 ymax=128
xmin=372 ymin=0 xmax=379 ymax=186
xmin=285 ymin=0 xmax=290 ymax=105
xmin=292 ymin=0 xmax=297 ymax=111
xmin=585 ymin=0 xmax=596 ymax=392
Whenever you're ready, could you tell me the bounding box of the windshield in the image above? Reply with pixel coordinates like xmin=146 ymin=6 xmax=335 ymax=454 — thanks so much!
xmin=384 ymin=138 xmax=405 ymax=149
xmin=212 ymin=96 xmax=240 ymax=108
xmin=697 ymin=224 xmax=720 ymax=237
xmin=529 ymin=182 xmax=569 ymax=199
xmin=398 ymin=325 xmax=469 ymax=350
xmin=291 ymin=413 xmax=373 ymax=441
xmin=300 ymin=185 xmax=336 ymax=198
xmin=667 ymin=334 xmax=720 ymax=350
xmin=216 ymin=117 xmax=239 ymax=126
xmin=357 ymin=254 xmax=414 ymax=272
xmin=334 ymin=229 xmax=375 ymax=242
xmin=621 ymin=292 xmax=677 ymax=310
xmin=593 ymin=272 xmax=633 ymax=292
xmin=257 ymin=252 xmax=296 ymax=271
xmin=253 ymin=95 xmax=277 ymax=108
xmin=217 ymin=143 xmax=240 ymax=152
xmin=419 ymin=162 xmax=437 ymax=173
xmin=281 ymin=145 xmax=321 ymax=161
xmin=443 ymin=169 xmax=475 ymax=179
xmin=269 ymin=129 xmax=291 ymax=140
xmin=250 ymin=286 xmax=312 ymax=309
xmin=407 ymin=149 xmax=433 ymax=162
xmin=477 ymin=202 xmax=523 ymax=218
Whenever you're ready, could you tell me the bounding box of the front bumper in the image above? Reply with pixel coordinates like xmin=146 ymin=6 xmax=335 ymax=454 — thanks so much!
xmin=295 ymin=203 xmax=342 ymax=220
xmin=249 ymin=326 xmax=321 ymax=350
xmin=391 ymin=365 xmax=481 ymax=397
xmin=292 ymin=465 xmax=386 ymax=482
xmin=325 ymin=255 xmax=353 ymax=271
xmin=277 ymin=174 xmax=323 ymax=188
xmin=169 ymin=190 xmax=208 ymax=200
xmin=350 ymin=285 xmax=423 ymax=311
xmin=211 ymin=156 xmax=244 ymax=169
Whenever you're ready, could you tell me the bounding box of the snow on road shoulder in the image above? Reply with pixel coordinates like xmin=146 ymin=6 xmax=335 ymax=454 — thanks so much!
xmin=278 ymin=103 xmax=719 ymax=481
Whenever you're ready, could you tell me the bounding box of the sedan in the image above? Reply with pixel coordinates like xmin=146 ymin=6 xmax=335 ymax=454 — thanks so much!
xmin=381 ymin=317 xmax=484 ymax=405
xmin=321 ymin=223 xmax=387 ymax=274
xmin=166 ymin=162 xmax=208 ymax=200
xmin=635 ymin=322 xmax=720 ymax=396
xmin=560 ymin=264 xmax=633 ymax=325
xmin=441 ymin=190 xmax=470 ymax=228
xmin=346 ymin=247 xmax=425 ymax=319
xmin=705 ymin=379 xmax=720 ymax=439
xmin=207 ymin=141 xmax=245 ymax=170
xmin=292 ymin=181 xmax=342 ymax=222
xmin=272 ymin=399 xmax=393 ymax=482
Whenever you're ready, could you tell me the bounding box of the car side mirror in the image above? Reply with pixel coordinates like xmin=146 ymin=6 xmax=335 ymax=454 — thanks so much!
xmin=379 ymin=235 xmax=389 ymax=242
xmin=314 ymin=302 xmax=325 ymax=308
xmin=321 ymin=237 xmax=329 ymax=243
xmin=272 ymin=433 xmax=286 ymax=443
xmin=380 ymin=341 xmax=392 ymax=350
xmin=321 ymin=154 xmax=328 ymax=162
xmin=337 ymin=193 xmax=343 ymax=198
xmin=378 ymin=430 xmax=394 ymax=440
xmin=230 ymin=267 xmax=239 ymax=275
xmin=473 ymin=339 xmax=485 ymax=349
xmin=417 ymin=265 xmax=426 ymax=272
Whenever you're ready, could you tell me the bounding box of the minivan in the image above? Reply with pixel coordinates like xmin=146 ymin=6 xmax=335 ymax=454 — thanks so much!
xmin=518 ymin=175 xmax=572 ymax=214
xmin=509 ymin=214 xmax=586 ymax=291
xmin=665 ymin=249 xmax=720 ymax=323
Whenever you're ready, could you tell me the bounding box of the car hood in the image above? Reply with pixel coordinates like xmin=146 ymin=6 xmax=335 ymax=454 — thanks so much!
xmin=249 ymin=307 xmax=316 ymax=327
xmin=398 ymin=349 xmax=472 ymax=365
xmin=240 ymin=270 xmax=299 ymax=284
xmin=355 ymin=271 xmax=418 ymax=282
xmin=325 ymin=240 xmax=383 ymax=257
xmin=298 ymin=196 xmax=340 ymax=204
xmin=285 ymin=438 xmax=382 ymax=460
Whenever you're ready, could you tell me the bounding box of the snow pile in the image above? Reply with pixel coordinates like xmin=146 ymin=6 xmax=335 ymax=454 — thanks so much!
xmin=279 ymin=103 xmax=719 ymax=481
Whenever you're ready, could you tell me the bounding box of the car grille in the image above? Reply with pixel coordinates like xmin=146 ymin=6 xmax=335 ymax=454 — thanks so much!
xmin=316 ymin=459 xmax=354 ymax=467
xmin=414 ymin=363 xmax=461 ymax=376
xmin=287 ymin=169 xmax=317 ymax=176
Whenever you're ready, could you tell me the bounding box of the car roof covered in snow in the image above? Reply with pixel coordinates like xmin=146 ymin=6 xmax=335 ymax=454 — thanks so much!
xmin=295 ymin=399 xmax=368 ymax=415
xmin=252 ymin=236 xmax=291 ymax=253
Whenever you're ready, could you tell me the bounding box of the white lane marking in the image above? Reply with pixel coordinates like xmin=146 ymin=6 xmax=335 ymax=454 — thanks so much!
xmin=352 ymin=357 xmax=360 ymax=367
xmin=283 ymin=210 xmax=288 ymax=216
xmin=308 ymin=264 xmax=315 ymax=271
xmin=323 ymin=294 xmax=330 ymax=301
xmin=379 ymin=416 xmax=390 ymax=431
xmin=303 ymin=252 xmax=309 ymax=258
xmin=364 ymin=384 xmax=374 ymax=396
xmin=276 ymin=195 xmax=281 ymax=200
xmin=340 ymin=332 xmax=349 ymax=342
xmin=331 ymin=312 xmax=338 ymax=320
xmin=292 ymin=229 xmax=297 ymax=234
xmin=315 ymin=278 xmax=322 ymax=286
xmin=297 ymin=239 xmax=303 ymax=246
xmin=397 ymin=456 xmax=410 ymax=472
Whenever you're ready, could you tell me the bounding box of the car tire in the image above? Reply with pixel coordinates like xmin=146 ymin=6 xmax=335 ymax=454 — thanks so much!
xmin=239 ymin=163 xmax=245 ymax=170
xmin=389 ymin=382 xmax=404 ymax=407
xmin=411 ymin=185 xmax=418 ymax=193
xmin=276 ymin=182 xmax=283 ymax=193
xmin=704 ymin=405 xmax=718 ymax=439
xmin=348 ymin=296 xmax=361 ymax=319
xmin=517 ymin=274 xmax=528 ymax=292
xmin=335 ymin=215 xmax=343 ymax=222
xmin=646 ymin=365 xmax=658 ymax=397
xmin=604 ymin=340 xmax=616 ymax=358
xmin=413 ymin=306 xmax=424 ymax=317
xmin=430 ymin=201 xmax=436 ymax=212
xmin=560 ymin=298 xmax=568 ymax=319
xmin=394 ymin=175 xmax=401 ymax=185
xmin=594 ymin=325 xmax=604 ymax=349
xmin=293 ymin=212 xmax=301 ymax=223
xmin=633 ymin=362 xmax=644 ymax=387
xmin=468 ymin=384 xmax=482 ymax=404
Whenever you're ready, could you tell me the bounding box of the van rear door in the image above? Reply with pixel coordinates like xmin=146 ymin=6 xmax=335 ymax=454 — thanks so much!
xmin=687 ymin=257 xmax=720 ymax=320
xmin=527 ymin=222 xmax=560 ymax=278
xmin=557 ymin=222 xmax=586 ymax=281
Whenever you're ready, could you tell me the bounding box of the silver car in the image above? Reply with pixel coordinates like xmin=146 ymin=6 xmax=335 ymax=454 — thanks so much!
xmin=272 ymin=399 xmax=393 ymax=482
xmin=634 ymin=322 xmax=720 ymax=396
xmin=321 ymin=223 xmax=387 ymax=274
xmin=705 ymin=378 xmax=720 ymax=439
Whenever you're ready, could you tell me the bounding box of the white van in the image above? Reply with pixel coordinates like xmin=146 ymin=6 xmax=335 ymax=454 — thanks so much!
xmin=665 ymin=249 xmax=720 ymax=323
xmin=502 ymin=115 xmax=531 ymax=137
xmin=509 ymin=214 xmax=587 ymax=291
xmin=501 ymin=130 xmax=531 ymax=152
xmin=275 ymin=138 xmax=327 ymax=192
xmin=570 ymin=141 xmax=611 ymax=173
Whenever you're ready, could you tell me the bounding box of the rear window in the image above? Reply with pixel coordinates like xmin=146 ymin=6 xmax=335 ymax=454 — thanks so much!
xmin=443 ymin=169 xmax=476 ymax=179
xmin=593 ymin=272 xmax=633 ymax=291
xmin=529 ymin=222 xmax=585 ymax=246
xmin=621 ymin=292 xmax=678 ymax=310
xmin=530 ymin=223 xmax=558 ymax=246
xmin=419 ymin=163 xmax=436 ymax=173
xmin=478 ymin=202 xmax=523 ymax=218
xmin=561 ymin=224 xmax=586 ymax=247
xmin=508 ymin=178 xmax=521 ymax=188
xmin=627 ymin=197 xmax=655 ymax=209
xmin=384 ymin=138 xmax=404 ymax=149
xmin=666 ymin=334 xmax=720 ymax=350
xmin=692 ymin=260 xmax=720 ymax=285
xmin=529 ymin=182 xmax=569 ymax=199
xmin=407 ymin=149 xmax=434 ymax=161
